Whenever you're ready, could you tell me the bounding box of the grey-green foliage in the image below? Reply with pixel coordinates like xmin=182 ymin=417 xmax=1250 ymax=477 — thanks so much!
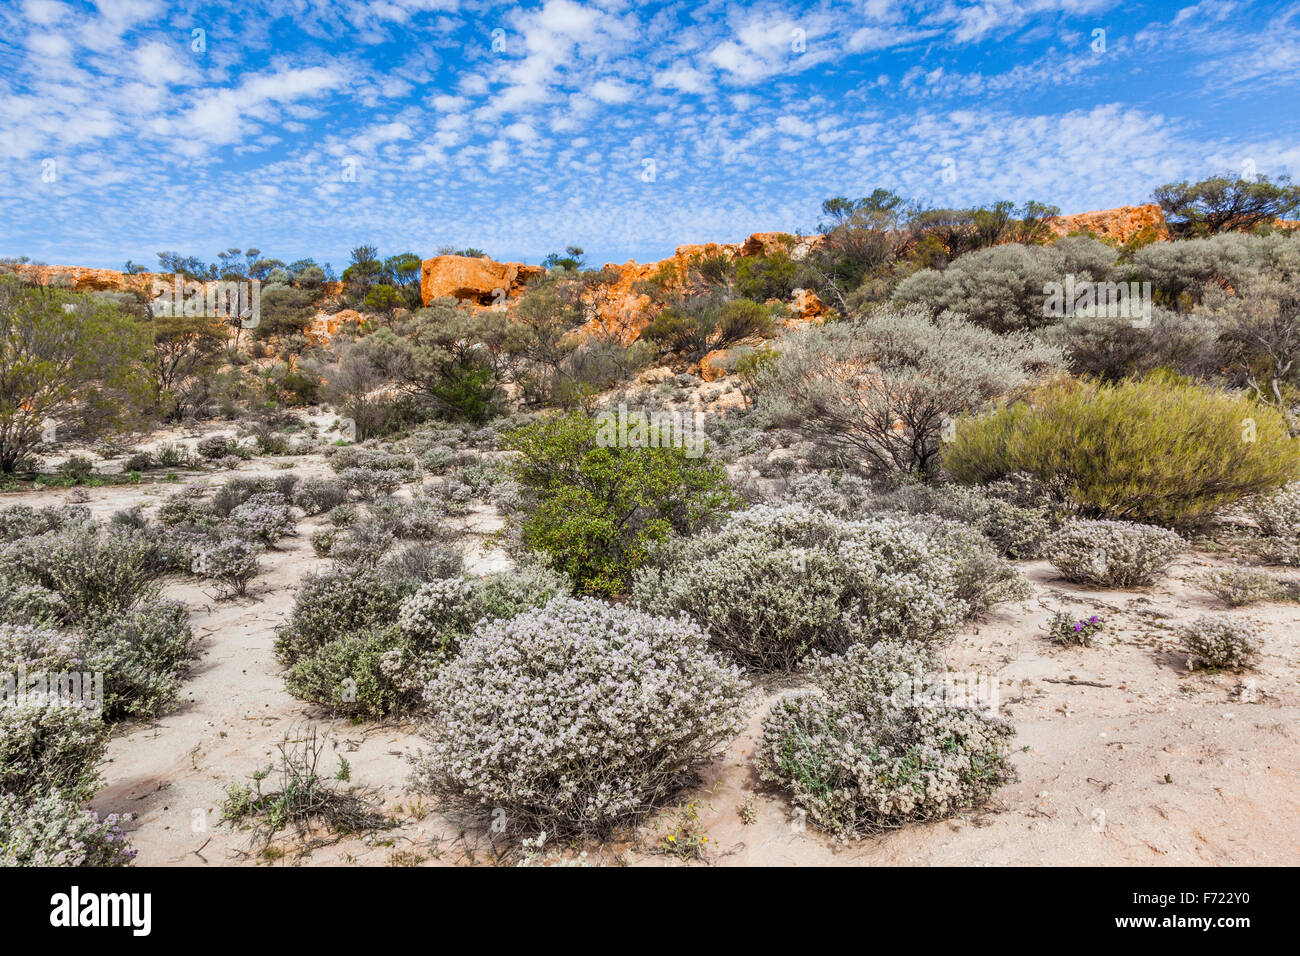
xmin=759 ymin=308 xmax=1061 ymax=478
xmin=1125 ymin=231 xmax=1300 ymax=308
xmin=757 ymin=641 xmax=1016 ymax=838
xmin=890 ymin=236 xmax=1117 ymax=332
xmin=277 ymin=561 xmax=570 ymax=719
xmin=631 ymin=503 xmax=1028 ymax=670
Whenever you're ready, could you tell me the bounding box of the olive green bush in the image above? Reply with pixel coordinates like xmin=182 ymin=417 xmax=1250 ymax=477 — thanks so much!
xmin=946 ymin=376 xmax=1300 ymax=528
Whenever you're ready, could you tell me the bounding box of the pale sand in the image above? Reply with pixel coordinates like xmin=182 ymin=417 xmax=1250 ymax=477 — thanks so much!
xmin=6 ymin=453 xmax=1298 ymax=867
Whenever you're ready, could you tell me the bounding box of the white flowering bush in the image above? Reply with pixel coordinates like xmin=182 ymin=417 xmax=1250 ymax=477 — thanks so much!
xmin=379 ymin=542 xmax=465 ymax=587
xmin=632 ymin=504 xmax=1028 ymax=669
xmin=0 ymin=576 xmax=68 ymax=626
xmin=1180 ymin=614 xmax=1261 ymax=670
xmin=412 ymin=597 xmax=750 ymax=837
xmin=0 ymin=793 xmax=135 ymax=867
xmin=339 ymin=467 xmax=405 ymax=499
xmin=0 ymin=504 xmax=91 ymax=541
xmin=1 ymin=525 xmax=167 ymax=620
xmin=0 ymin=694 xmax=108 ymax=801
xmin=757 ymin=641 xmax=1015 ymax=838
xmin=398 ymin=563 xmax=572 ymax=664
xmin=1043 ymin=519 xmax=1186 ymax=587
xmin=191 ymin=539 xmax=261 ymax=598
xmin=0 ymin=622 xmax=80 ymax=673
xmin=82 ymin=598 xmax=195 ymax=721
xmin=292 ymin=477 xmax=349 ymax=516
xmin=1197 ymin=567 xmax=1281 ymax=607
xmin=228 ymin=494 xmax=296 ymax=545
xmin=1248 ymin=482 xmax=1300 ymax=566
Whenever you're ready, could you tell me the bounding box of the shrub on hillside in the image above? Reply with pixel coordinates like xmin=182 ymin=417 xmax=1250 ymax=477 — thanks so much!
xmin=759 ymin=309 xmax=1060 ymax=478
xmin=1180 ymin=614 xmax=1261 ymax=670
xmin=631 ymin=504 xmax=1027 ymax=669
xmin=411 ymin=597 xmax=750 ymax=838
xmin=889 ymin=238 xmax=1115 ymax=333
xmin=196 ymin=435 xmax=235 ymax=460
xmin=945 ymin=376 xmax=1300 ymax=528
xmin=501 ymin=411 xmax=736 ymax=596
xmin=757 ymin=641 xmax=1015 ymax=838
xmin=1042 ymin=519 xmax=1186 ymax=588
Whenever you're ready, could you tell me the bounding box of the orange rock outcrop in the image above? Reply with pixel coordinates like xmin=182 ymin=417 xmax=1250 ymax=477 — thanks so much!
xmin=1044 ymin=203 xmax=1170 ymax=243
xmin=419 ymin=255 xmax=545 ymax=306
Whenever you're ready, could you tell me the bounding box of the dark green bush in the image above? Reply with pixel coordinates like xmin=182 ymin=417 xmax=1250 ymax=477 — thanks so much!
xmin=501 ymin=411 xmax=736 ymax=595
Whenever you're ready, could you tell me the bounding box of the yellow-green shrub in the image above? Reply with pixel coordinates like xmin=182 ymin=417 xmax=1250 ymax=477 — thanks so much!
xmin=944 ymin=374 xmax=1300 ymax=528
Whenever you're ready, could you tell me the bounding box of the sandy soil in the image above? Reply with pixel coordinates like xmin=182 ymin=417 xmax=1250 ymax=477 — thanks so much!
xmin=7 ymin=450 xmax=1299 ymax=867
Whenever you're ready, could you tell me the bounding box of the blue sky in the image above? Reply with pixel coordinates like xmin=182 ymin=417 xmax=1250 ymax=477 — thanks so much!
xmin=1 ymin=0 xmax=1297 ymax=272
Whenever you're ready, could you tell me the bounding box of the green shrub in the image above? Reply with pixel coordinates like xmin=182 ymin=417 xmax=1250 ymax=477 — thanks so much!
xmin=1046 ymin=611 xmax=1106 ymax=646
xmin=283 ymin=623 xmax=418 ymax=719
xmin=275 ymin=569 xmax=415 ymax=667
xmin=501 ymin=411 xmax=736 ymax=596
xmin=946 ymin=376 xmax=1300 ymax=528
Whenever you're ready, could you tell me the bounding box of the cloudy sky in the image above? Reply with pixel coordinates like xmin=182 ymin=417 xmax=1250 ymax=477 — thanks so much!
xmin=1 ymin=0 xmax=1296 ymax=271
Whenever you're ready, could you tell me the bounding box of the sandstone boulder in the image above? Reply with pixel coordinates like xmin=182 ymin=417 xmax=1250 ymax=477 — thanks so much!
xmin=419 ymin=255 xmax=545 ymax=306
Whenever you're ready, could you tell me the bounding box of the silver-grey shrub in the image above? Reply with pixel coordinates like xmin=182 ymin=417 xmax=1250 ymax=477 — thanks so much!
xmin=411 ymin=596 xmax=750 ymax=838
xmin=0 ymin=694 xmax=108 ymax=802
xmin=757 ymin=641 xmax=1015 ymax=838
xmin=1247 ymin=481 xmax=1300 ymax=566
xmin=1043 ymin=519 xmax=1186 ymax=587
xmin=1180 ymin=614 xmax=1261 ymax=670
xmin=759 ymin=309 xmax=1060 ymax=478
xmin=890 ymin=237 xmax=1116 ymax=333
xmin=631 ymin=504 xmax=1028 ymax=670
xmin=292 ymin=476 xmax=349 ymax=516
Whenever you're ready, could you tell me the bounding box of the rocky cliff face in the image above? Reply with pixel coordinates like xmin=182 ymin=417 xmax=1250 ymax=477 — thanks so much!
xmin=419 ymin=255 xmax=546 ymax=306
xmin=6 ymin=203 xmax=1257 ymax=347
xmin=1045 ymin=203 xmax=1170 ymax=242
